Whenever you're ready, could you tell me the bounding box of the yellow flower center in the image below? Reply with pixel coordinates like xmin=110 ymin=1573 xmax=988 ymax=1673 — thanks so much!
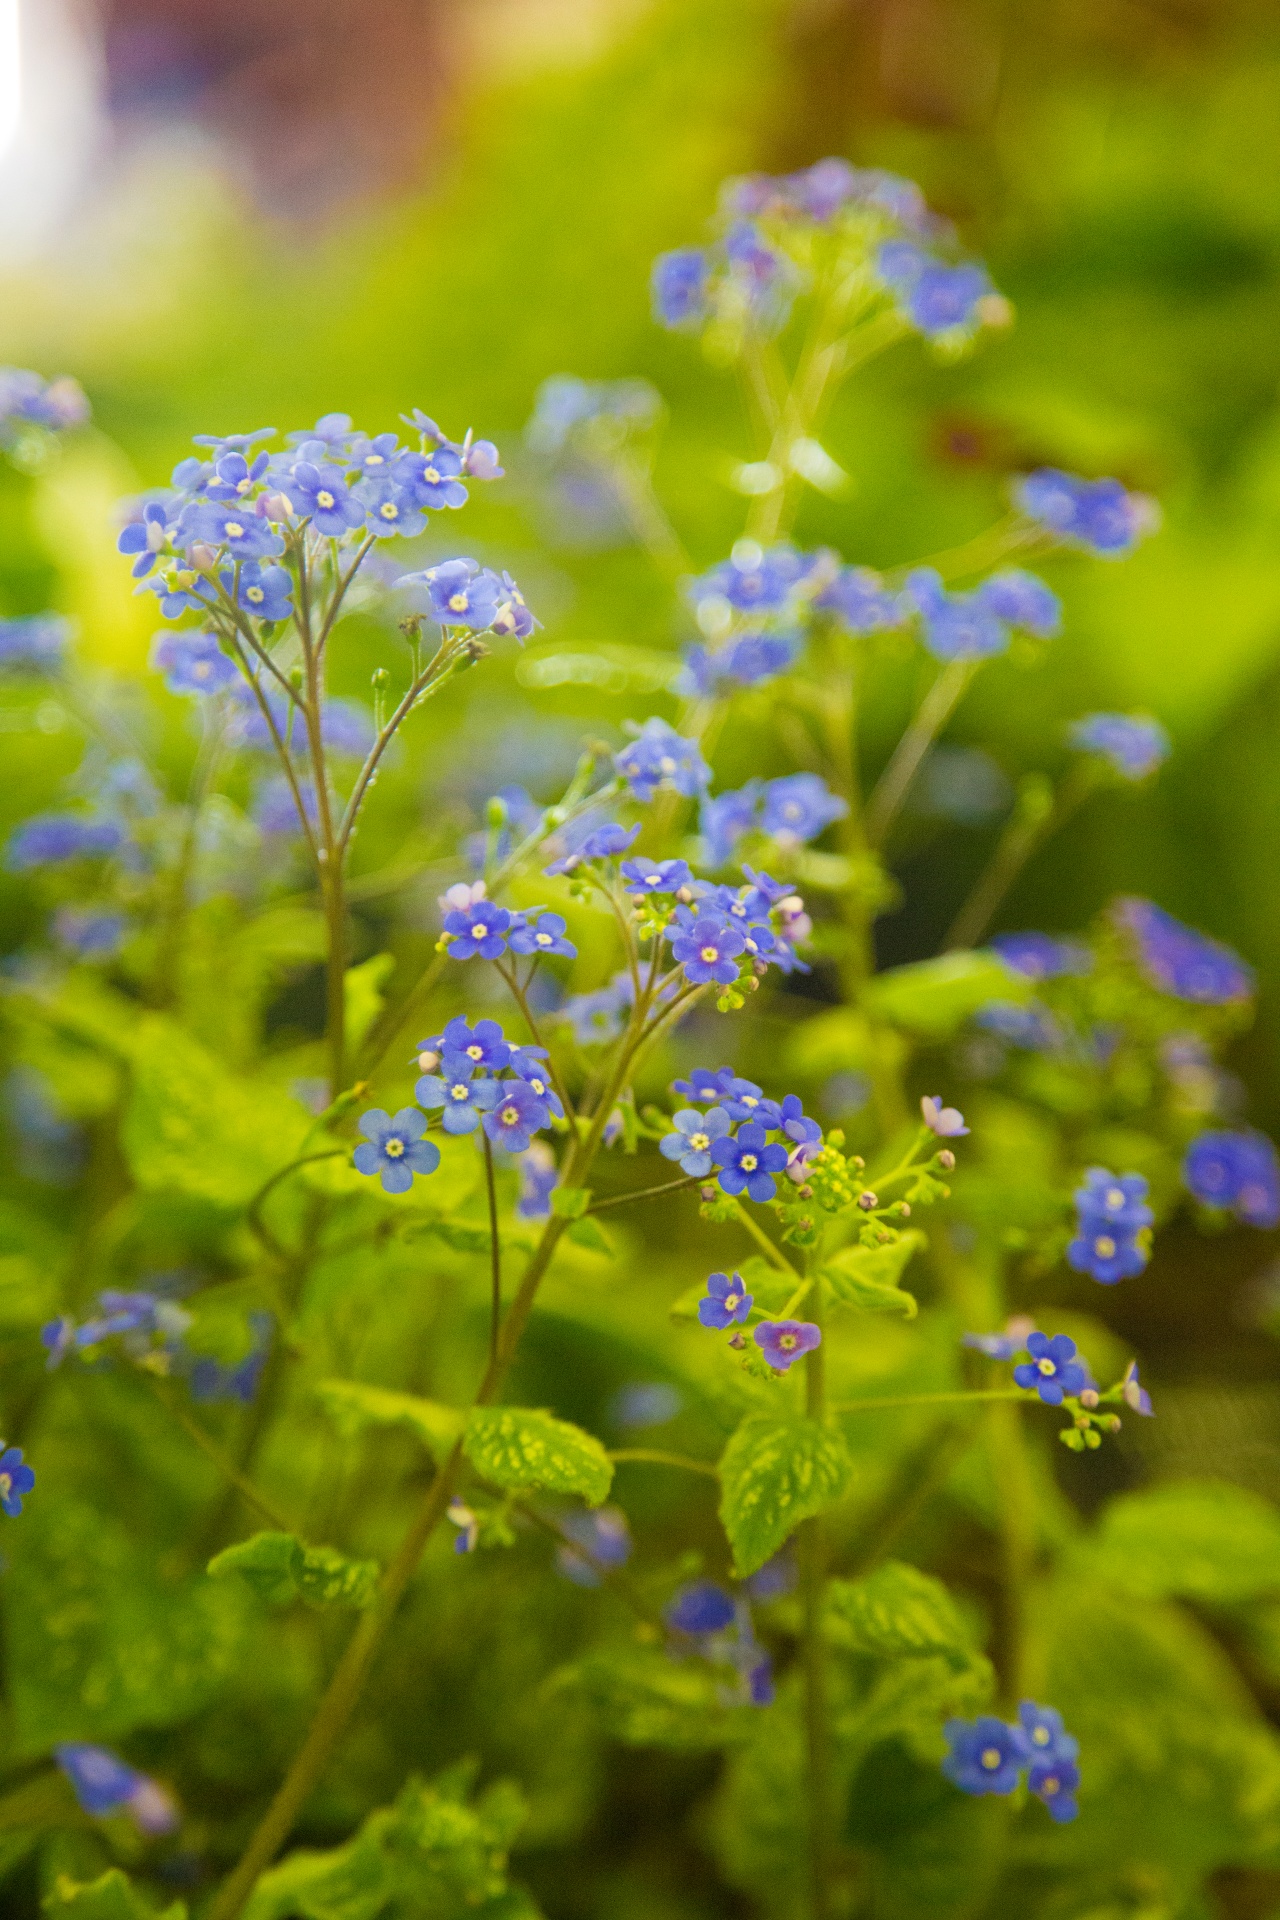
xmin=449 ymin=592 xmax=469 ymax=612
xmin=659 ymin=755 xmax=676 ymax=774
xmin=366 ymin=452 xmax=384 ymax=465
xmin=1037 ymin=1358 xmax=1056 ymax=1376
xmin=316 ymin=490 xmax=335 ymax=509
xmin=424 ymin=466 xmax=440 ymax=483
xmin=645 ymin=873 xmax=662 ymax=885
xmin=1094 ymin=1235 xmax=1116 ymax=1258
xmin=1106 ymin=1187 xmax=1125 ymax=1209
xmin=530 ymin=1078 xmax=546 ymax=1096
xmin=247 ymin=585 xmax=264 ymax=602
xmin=501 ymin=1105 xmax=519 ymax=1126
xmin=380 ymin=502 xmax=399 ymax=520
xmin=384 ymin=1138 xmax=406 ymax=1158
xmin=689 ymin=1133 xmax=709 ymax=1152
xmin=466 ymin=1045 xmax=483 ymax=1059
xmin=740 ymin=1153 xmax=758 ymax=1172
xmin=450 ymin=1085 xmax=469 ymax=1101
xmin=779 ymin=1333 xmax=796 ymax=1350
xmin=1032 ymin=1726 xmax=1050 ymax=1746
xmin=236 ymin=477 xmax=252 ymax=492
xmin=1040 ymin=1775 xmax=1060 ymax=1795
xmin=980 ymin=1748 xmax=1002 ymax=1771
xmin=0 ymin=1473 xmax=10 ymax=1499
xmin=725 ymin=1294 xmax=740 ymax=1311
xmin=225 ymin=520 xmax=245 ymax=538
xmin=470 ymin=922 xmax=487 ymax=938
xmin=700 ymin=945 xmax=719 ymax=962
xmin=536 ymin=931 xmax=553 ymax=946
xmin=741 ymin=1094 xmax=758 ymax=1108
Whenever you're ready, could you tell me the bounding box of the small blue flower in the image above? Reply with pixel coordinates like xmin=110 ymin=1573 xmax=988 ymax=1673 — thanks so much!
xmin=724 ymin=220 xmax=795 ymax=325
xmin=6 ymin=813 xmax=123 ymax=870
xmin=672 ymin=1066 xmax=736 ymax=1103
xmin=1018 ymin=1701 xmax=1078 ymax=1764
xmin=1072 ymin=1167 xmax=1153 ymax=1232
xmin=1029 ymin=1756 xmax=1080 ymax=1822
xmin=697 ymin=1270 xmax=754 ymax=1329
xmin=962 ymin=1330 xmax=1021 ymax=1360
xmin=701 ymin=784 xmax=763 ymax=866
xmin=1070 ymin=712 xmax=1170 ymax=781
xmin=754 ymin=1319 xmax=821 ymax=1371
xmin=149 ymin=629 xmax=239 ymax=696
xmin=667 ymin=1580 xmax=736 ymax=1634
xmin=352 ymin=1108 xmax=440 ymax=1193
xmin=55 ymin=1745 xmax=178 ymax=1832
xmin=544 ymin=821 xmax=639 ymax=876
xmin=556 ymin=1506 xmax=633 ymax=1586
xmin=41 ymin=1316 xmax=76 ymax=1368
xmin=1184 ymin=1130 xmax=1280 ymax=1229
xmin=184 ymin=500 xmax=283 ymax=560
xmin=0 ymin=612 xmax=70 ymax=673
xmin=52 ymin=907 xmax=128 ymax=961
xmin=483 ymin=1079 xmax=552 ymax=1153
xmin=433 ymin=1016 xmax=512 ymax=1073
xmin=814 ymin=566 xmax=905 ymax=634
xmin=357 ymin=473 xmax=426 ymax=538
xmin=991 ymin=932 xmax=1091 ymax=981
xmin=905 ymin=569 xmax=1009 ymax=662
xmin=713 ymin=1122 xmax=788 ymax=1202
xmin=652 ymin=248 xmax=710 ymax=328
xmin=443 ymin=900 xmax=512 ymax=960
xmin=509 ymin=1053 xmax=563 ymax=1120
xmin=517 ymin=1141 xmax=558 ymax=1219
xmin=0 ymin=1445 xmax=35 ymax=1516
xmin=1067 ymin=1224 xmax=1149 ymax=1286
xmin=117 ymin=500 xmax=172 ymax=577
xmin=660 ymin=1106 xmax=731 ymax=1177
xmin=347 ymin=430 xmax=401 ymax=476
xmin=286 ymin=461 xmax=366 ymax=536
xmin=206 ymin=449 xmax=270 ymax=501
xmin=759 ymin=773 xmax=848 ymax=844
xmin=620 ymin=857 xmax=692 ymax=895
xmin=415 ymin=1065 xmax=500 ymax=1136
xmin=255 ymin=777 xmax=317 ymax=838
xmin=775 ymin=1094 xmax=821 ymax=1147
xmin=721 ymin=1078 xmax=768 ymax=1124
xmin=908 ymin=261 xmax=995 ymax=337
xmin=1116 ymin=897 xmax=1253 ymax=1004
xmin=490 ymin=571 xmax=538 ymax=641
xmin=941 ymin=1717 xmax=1030 ymax=1796
xmin=977 ymin=569 xmax=1061 ymax=638
xmin=509 ymin=910 xmax=577 ymax=959
xmin=692 ymin=542 xmax=816 ymax=617
xmin=1014 ymin=1332 xmax=1086 ymax=1405
xmin=671 ymin=918 xmax=745 ymax=987
xmin=399 ymin=557 xmax=502 ymax=629
xmin=1016 ymin=467 xmax=1156 ymax=557
xmin=615 ymin=719 xmax=710 ymax=803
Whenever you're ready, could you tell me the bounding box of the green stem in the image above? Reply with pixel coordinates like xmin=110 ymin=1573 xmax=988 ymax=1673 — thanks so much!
xmin=606 ymin=1449 xmax=719 ymax=1479
xmin=800 ymin=1268 xmax=833 ymax=1920
xmin=986 ymin=1397 xmax=1037 ymax=1709
xmin=586 ymin=1174 xmax=701 ymax=1214
xmin=149 ymin=1383 xmax=297 ymax=1535
xmin=833 ymin=1388 xmax=1026 ymax=1414
xmin=482 ymin=1132 xmax=501 ymax=1368
xmin=246 ymin=1150 xmax=346 ymax=1262
xmin=496 ymin=961 xmax=576 ymax=1124
xmin=732 ymin=1201 xmax=803 ymax=1279
xmin=864 ymin=659 xmax=977 ymax=849
xmin=941 ymin=762 xmax=1098 ymax=952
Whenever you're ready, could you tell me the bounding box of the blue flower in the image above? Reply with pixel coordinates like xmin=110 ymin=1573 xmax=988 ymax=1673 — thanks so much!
xmin=399 ymin=557 xmax=502 ymax=629
xmin=347 ymin=430 xmax=402 ymax=476
xmin=117 ymin=500 xmax=172 ymax=577
xmin=667 ymin=1581 xmax=736 ymax=1634
xmin=224 ymin=561 xmax=294 ymax=625
xmin=701 ymin=784 xmax=763 ymax=866
xmin=760 ymin=773 xmax=848 ymax=844
xmin=416 ymin=1064 xmax=500 ymax=1136
xmin=905 ymin=569 xmax=1009 ymax=661
xmin=1121 ymin=1360 xmax=1154 ymax=1416
xmin=1013 ymin=1332 xmax=1087 ymax=1404
xmin=483 ymin=1080 xmax=551 ymax=1153
xmin=464 ymin=439 xmax=504 ymax=481
xmin=1029 ymin=1756 xmax=1080 ymax=1822
xmin=54 ymin=1744 xmax=178 ymax=1833
xmin=558 ymin=975 xmax=633 ymax=1044
xmin=754 ymin=1319 xmax=821 ymax=1371
xmin=356 ymin=473 xmax=426 ymax=538
xmin=1016 ymin=467 xmax=1156 ymax=556
xmin=1067 ymin=1224 xmax=1149 ymax=1286
xmin=190 ymin=1312 xmax=273 ymax=1404
xmin=660 ymin=1106 xmax=731 ymax=1177
xmin=443 ymin=900 xmax=512 ymax=960
xmin=615 ymin=719 xmax=710 ymax=803
xmin=991 ymin=931 xmax=1091 ymax=980
xmin=921 ymin=1095 xmax=968 ymax=1138
xmin=1116 ymin=897 xmax=1253 ymax=1004
xmin=713 ymin=1122 xmax=788 ymax=1202
xmin=184 ymin=500 xmax=283 ymax=560
xmin=0 ymin=612 xmax=70 ymax=673
xmin=150 ymin=629 xmax=239 ymax=696
xmin=977 ymin=569 xmax=1061 ymax=638
xmin=0 ymin=367 xmax=88 ymax=440
xmin=673 ymin=1066 xmax=736 ymax=1103
xmin=517 ymin=1141 xmax=558 ymax=1219
xmin=1018 ymin=1701 xmax=1078 ymax=1764
xmin=509 ymin=1052 xmax=564 ymax=1120
xmin=679 ymin=632 xmax=800 ymax=695
xmin=0 ymin=1445 xmax=34 ymax=1517
xmin=698 ymin=1270 xmax=754 ymax=1329
xmin=941 ymin=1716 xmax=1030 ymax=1796
xmin=962 ymin=1330 xmax=1022 ymax=1360
xmin=53 ymin=907 xmax=128 ymax=961
xmin=611 ymin=1381 xmax=683 ymax=1428
xmin=724 ymin=220 xmax=795 ymax=325
xmin=722 ymin=1078 xmax=769 ymax=1124
xmin=692 ymin=542 xmax=816 ymax=617
xmin=814 ymin=566 xmax=905 ymax=633
xmin=556 ymin=1506 xmax=633 ymax=1586
xmin=776 ymin=1094 xmax=821 ymax=1146
xmin=255 ymin=777 xmax=317 ymax=838
xmin=1184 ymin=1129 xmax=1280 ymax=1229
xmin=544 ymin=821 xmax=639 ymax=875
xmin=6 ymin=813 xmax=123 ymax=869
xmin=286 ymin=461 xmax=366 ymax=536
xmin=620 ymin=857 xmax=692 ymax=895
xmin=509 ymin=910 xmax=577 ymax=959
xmin=352 ymin=1108 xmax=440 ymax=1193
xmin=491 ymin=572 xmax=538 ymax=641
xmin=652 ymin=248 xmax=710 ymax=328
xmin=671 ymin=917 xmax=745 ymax=987
xmin=433 ymin=1016 xmax=512 ymax=1073
xmin=1074 ymin=1169 xmax=1154 ymax=1233
xmin=206 ymin=449 xmax=270 ymax=501
xmin=1070 ymin=712 xmax=1170 ymax=780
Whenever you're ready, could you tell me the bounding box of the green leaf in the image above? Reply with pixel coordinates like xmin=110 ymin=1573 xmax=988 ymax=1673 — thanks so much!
xmin=207 ymin=1532 xmax=379 ymax=1611
xmin=718 ymin=1414 xmax=855 ymax=1577
xmin=343 ymin=952 xmax=396 ymax=1054
xmin=863 ymin=952 xmax=1030 ymax=1038
xmin=42 ymin=1870 xmax=186 ymax=1920
xmin=566 ymin=1214 xmax=613 ymax=1255
xmin=555 ymin=1645 xmax=751 ymax=1750
xmin=315 ymin=1379 xmax=464 ymax=1466
xmin=463 ymin=1407 xmax=613 ymax=1506
xmin=550 ymin=1186 xmax=592 ymax=1219
xmin=826 ymin=1562 xmax=974 ymax=1666
xmin=1082 ymin=1479 xmax=1280 ymax=1603
xmin=845 ymin=1742 xmax=1004 ymax=1920
xmin=823 ymin=1233 xmax=924 ymax=1318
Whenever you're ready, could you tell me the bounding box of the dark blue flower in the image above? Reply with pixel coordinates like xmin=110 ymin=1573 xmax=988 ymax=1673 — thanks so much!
xmin=483 ymin=1079 xmax=552 ymax=1153
xmin=0 ymin=1445 xmax=34 ymax=1516
xmin=620 ymin=856 xmax=692 ymax=895
xmin=1116 ymin=897 xmax=1253 ymax=1004
xmin=814 ymin=566 xmax=905 ymax=633
xmin=1014 ymin=1332 xmax=1087 ymax=1405
xmin=434 ymin=1016 xmax=512 ymax=1073
xmin=652 ymin=248 xmax=710 ymax=328
xmin=286 ymin=461 xmax=366 ymax=536
xmin=1070 ymin=712 xmax=1170 ymax=780
xmin=673 ymin=1066 xmax=736 ymax=1103
xmin=713 ymin=1122 xmax=788 ymax=1202
xmin=941 ymin=1717 xmax=1030 ymax=1796
xmin=150 ymin=629 xmax=238 ymax=696
xmin=509 ymin=910 xmax=577 ymax=959
xmin=722 ymin=1078 xmax=768 ymax=1124
xmin=1029 ymin=1756 xmax=1080 ymax=1821
xmin=1184 ymin=1129 xmax=1280 ymax=1229
xmin=776 ymin=1094 xmax=821 ymax=1147
xmin=616 ymin=719 xmax=710 ymax=803
xmin=443 ymin=900 xmax=512 ymax=960
xmin=6 ymin=813 xmax=122 ymax=869
xmin=1017 ymin=467 xmax=1156 ymax=556
xmin=1018 ymin=1701 xmax=1078 ymax=1764
xmin=671 ymin=918 xmax=745 ymax=987
xmin=660 ymin=1106 xmax=731 ymax=1177
xmin=991 ymin=931 xmax=1091 ymax=981
xmin=905 ymin=569 xmax=1009 ymax=661
xmin=977 ymin=569 xmax=1061 ymax=638
xmin=1073 ymin=1168 xmax=1154 ymax=1234
xmin=754 ymin=1319 xmax=821 ymax=1371
xmin=667 ymin=1581 xmax=736 ymax=1634
xmin=416 ymin=1064 xmax=500 ymax=1136
xmin=698 ymin=1269 xmax=754 ymax=1329
xmin=353 ymin=1108 xmax=440 ymax=1193
xmin=679 ymin=632 xmax=800 ymax=695
xmin=1066 ymin=1223 xmax=1149 ymax=1286
xmin=184 ymin=500 xmax=283 ymax=560
xmin=760 ymin=773 xmax=848 ymax=844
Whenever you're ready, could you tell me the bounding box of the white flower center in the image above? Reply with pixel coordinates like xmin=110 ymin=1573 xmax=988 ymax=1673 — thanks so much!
xmin=779 ymin=1332 xmax=796 ymax=1350
xmin=424 ymin=466 xmax=440 ymax=483
xmin=659 ymin=755 xmax=676 ymax=774
xmin=466 ymin=1045 xmax=483 ymax=1059
xmin=1105 ymin=1187 xmax=1125 ymax=1209
xmin=366 ymin=453 xmax=384 ymax=466
xmin=689 ymin=1132 xmax=709 ymax=1152
xmin=450 ymin=1085 xmax=469 ymax=1101
xmin=470 ymin=922 xmax=487 ymax=938
xmin=501 ymin=1105 xmax=519 ymax=1125
xmin=530 ymin=1077 xmax=546 ymax=1095
xmin=380 ymin=502 xmax=399 ymax=520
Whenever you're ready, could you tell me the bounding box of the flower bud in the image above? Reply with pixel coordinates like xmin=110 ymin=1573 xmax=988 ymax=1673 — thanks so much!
xmin=417 ymin=1050 xmax=440 ymax=1073
xmin=258 ymin=490 xmax=294 ymax=520
xmin=700 ymin=1185 xmax=717 ymax=1203
xmin=894 ymin=1201 xmax=911 ymax=1217
xmin=798 ymin=1184 xmax=813 ymax=1200
xmin=1079 ymin=1388 xmax=1099 ymax=1409
xmin=937 ymin=1149 xmax=955 ymax=1171
xmin=188 ymin=541 xmax=218 ymax=573
xmin=857 ymin=1190 xmax=878 ymax=1211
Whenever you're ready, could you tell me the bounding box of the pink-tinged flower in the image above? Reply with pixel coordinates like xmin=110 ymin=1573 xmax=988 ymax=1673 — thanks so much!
xmin=921 ymin=1095 xmax=968 ymax=1137
xmin=753 ymin=1319 xmax=821 ymax=1372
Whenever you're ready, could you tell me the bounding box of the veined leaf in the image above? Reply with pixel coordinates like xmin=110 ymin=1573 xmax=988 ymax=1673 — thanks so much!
xmin=718 ymin=1414 xmax=854 ymax=1577
xmin=208 ymin=1532 xmax=379 ymax=1611
xmin=827 ymin=1561 xmax=974 ymax=1666
xmin=464 ymin=1407 xmax=613 ymax=1506
xmin=823 ymin=1233 xmax=924 ymax=1318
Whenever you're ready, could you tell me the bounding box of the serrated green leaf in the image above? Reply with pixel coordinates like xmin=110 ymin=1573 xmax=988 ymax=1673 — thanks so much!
xmin=207 ymin=1531 xmax=379 ymax=1611
xmin=315 ymin=1379 xmax=464 ymax=1466
xmin=293 ymin=1544 xmax=380 ymax=1611
xmin=827 ymin=1562 xmax=973 ymax=1666
xmin=1082 ymin=1479 xmax=1280 ymax=1603
xmin=207 ymin=1532 xmax=300 ymax=1605
xmin=864 ymin=952 xmax=1031 ymax=1038
xmin=823 ymin=1232 xmax=924 ymax=1318
xmin=42 ymin=1869 xmax=186 ymax=1920
xmin=718 ymin=1414 xmax=855 ymax=1577
xmin=464 ymin=1407 xmax=613 ymax=1505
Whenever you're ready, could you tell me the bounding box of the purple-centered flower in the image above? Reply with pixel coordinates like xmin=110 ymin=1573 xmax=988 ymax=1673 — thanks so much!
xmin=698 ymin=1269 xmax=754 ymax=1329
xmin=921 ymin=1095 xmax=968 ymax=1138
xmin=673 ymin=1066 xmax=737 ymax=1103
xmin=150 ymin=629 xmax=239 ymax=696
xmin=1121 ymin=1360 xmax=1154 ymax=1416
xmin=672 ymin=918 xmax=745 ymax=987
xmin=484 ymin=1078 xmax=552 ymax=1153
xmin=1014 ymin=1332 xmax=1086 ymax=1405
xmin=6 ymin=813 xmax=123 ymax=870
xmin=652 ymin=248 xmax=710 ymax=328
xmin=415 ymin=1064 xmax=500 ymax=1136
xmin=660 ymin=1106 xmax=731 ymax=1177
xmin=117 ymin=500 xmax=172 ymax=577
xmin=352 ymin=1108 xmax=440 ymax=1193
xmin=443 ymin=900 xmax=512 ymax=960
xmin=509 ymin=910 xmax=577 ymax=959
xmin=713 ymin=1122 xmax=788 ymax=1202
xmin=941 ymin=1717 xmax=1030 ymax=1796
xmin=394 ymin=444 xmax=469 ymax=511
xmin=760 ymin=773 xmax=848 ymax=844
xmin=1016 ymin=467 xmax=1157 ymax=557
xmin=0 ymin=1445 xmax=34 ymax=1517
xmin=754 ymin=1318 xmax=822 ymax=1372
xmin=667 ymin=1581 xmax=736 ymax=1634
xmin=286 ymin=461 xmax=365 ymax=536
xmin=814 ymin=565 xmax=905 ymax=634
xmin=615 ymin=719 xmax=710 ymax=803
xmin=991 ymin=931 xmax=1091 ymax=981
xmin=1184 ymin=1129 xmax=1280 ymax=1228
xmin=184 ymin=500 xmax=283 ymax=560
xmin=1029 ymin=1756 xmax=1080 ymax=1822
xmin=620 ymin=857 xmax=693 ymax=895
xmin=1115 ymin=897 xmax=1253 ymax=1004
xmin=55 ymin=1745 xmax=179 ymax=1833
xmin=977 ymin=569 xmax=1061 ymax=638
xmin=433 ymin=1015 xmax=511 ymax=1074
xmin=905 ymin=569 xmax=1009 ymax=662
xmin=1071 ymin=712 xmax=1170 ymax=781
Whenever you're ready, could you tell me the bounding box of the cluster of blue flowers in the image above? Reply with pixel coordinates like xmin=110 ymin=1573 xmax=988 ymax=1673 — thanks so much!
xmin=903 ymin=566 xmax=1061 ymax=661
xmin=0 ymin=366 xmax=88 ymax=449
xmin=1184 ymin=1129 xmax=1280 ymax=1229
xmin=666 ymin=1577 xmax=774 ymax=1707
xmin=56 ymin=1743 xmax=178 ymax=1834
xmin=1116 ymin=897 xmax=1254 ymax=1005
xmin=944 ymin=1703 xmax=1080 ymax=1821
xmin=1016 ymin=468 xmax=1157 ymax=557
xmin=6 ymin=811 xmax=123 ymax=871
xmin=701 ymin=775 xmax=846 ymax=867
xmin=40 ymin=1287 xmax=270 ymax=1405
xmin=695 ymin=1267 xmax=823 ymax=1373
xmin=1070 ymin=712 xmax=1170 ymax=780
xmin=662 ymin=1066 xmax=822 ymax=1207
xmin=991 ymin=931 xmax=1091 ymax=981
xmin=1067 ymin=1169 xmax=1154 ymax=1285
xmin=440 ymin=894 xmax=577 ymax=963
